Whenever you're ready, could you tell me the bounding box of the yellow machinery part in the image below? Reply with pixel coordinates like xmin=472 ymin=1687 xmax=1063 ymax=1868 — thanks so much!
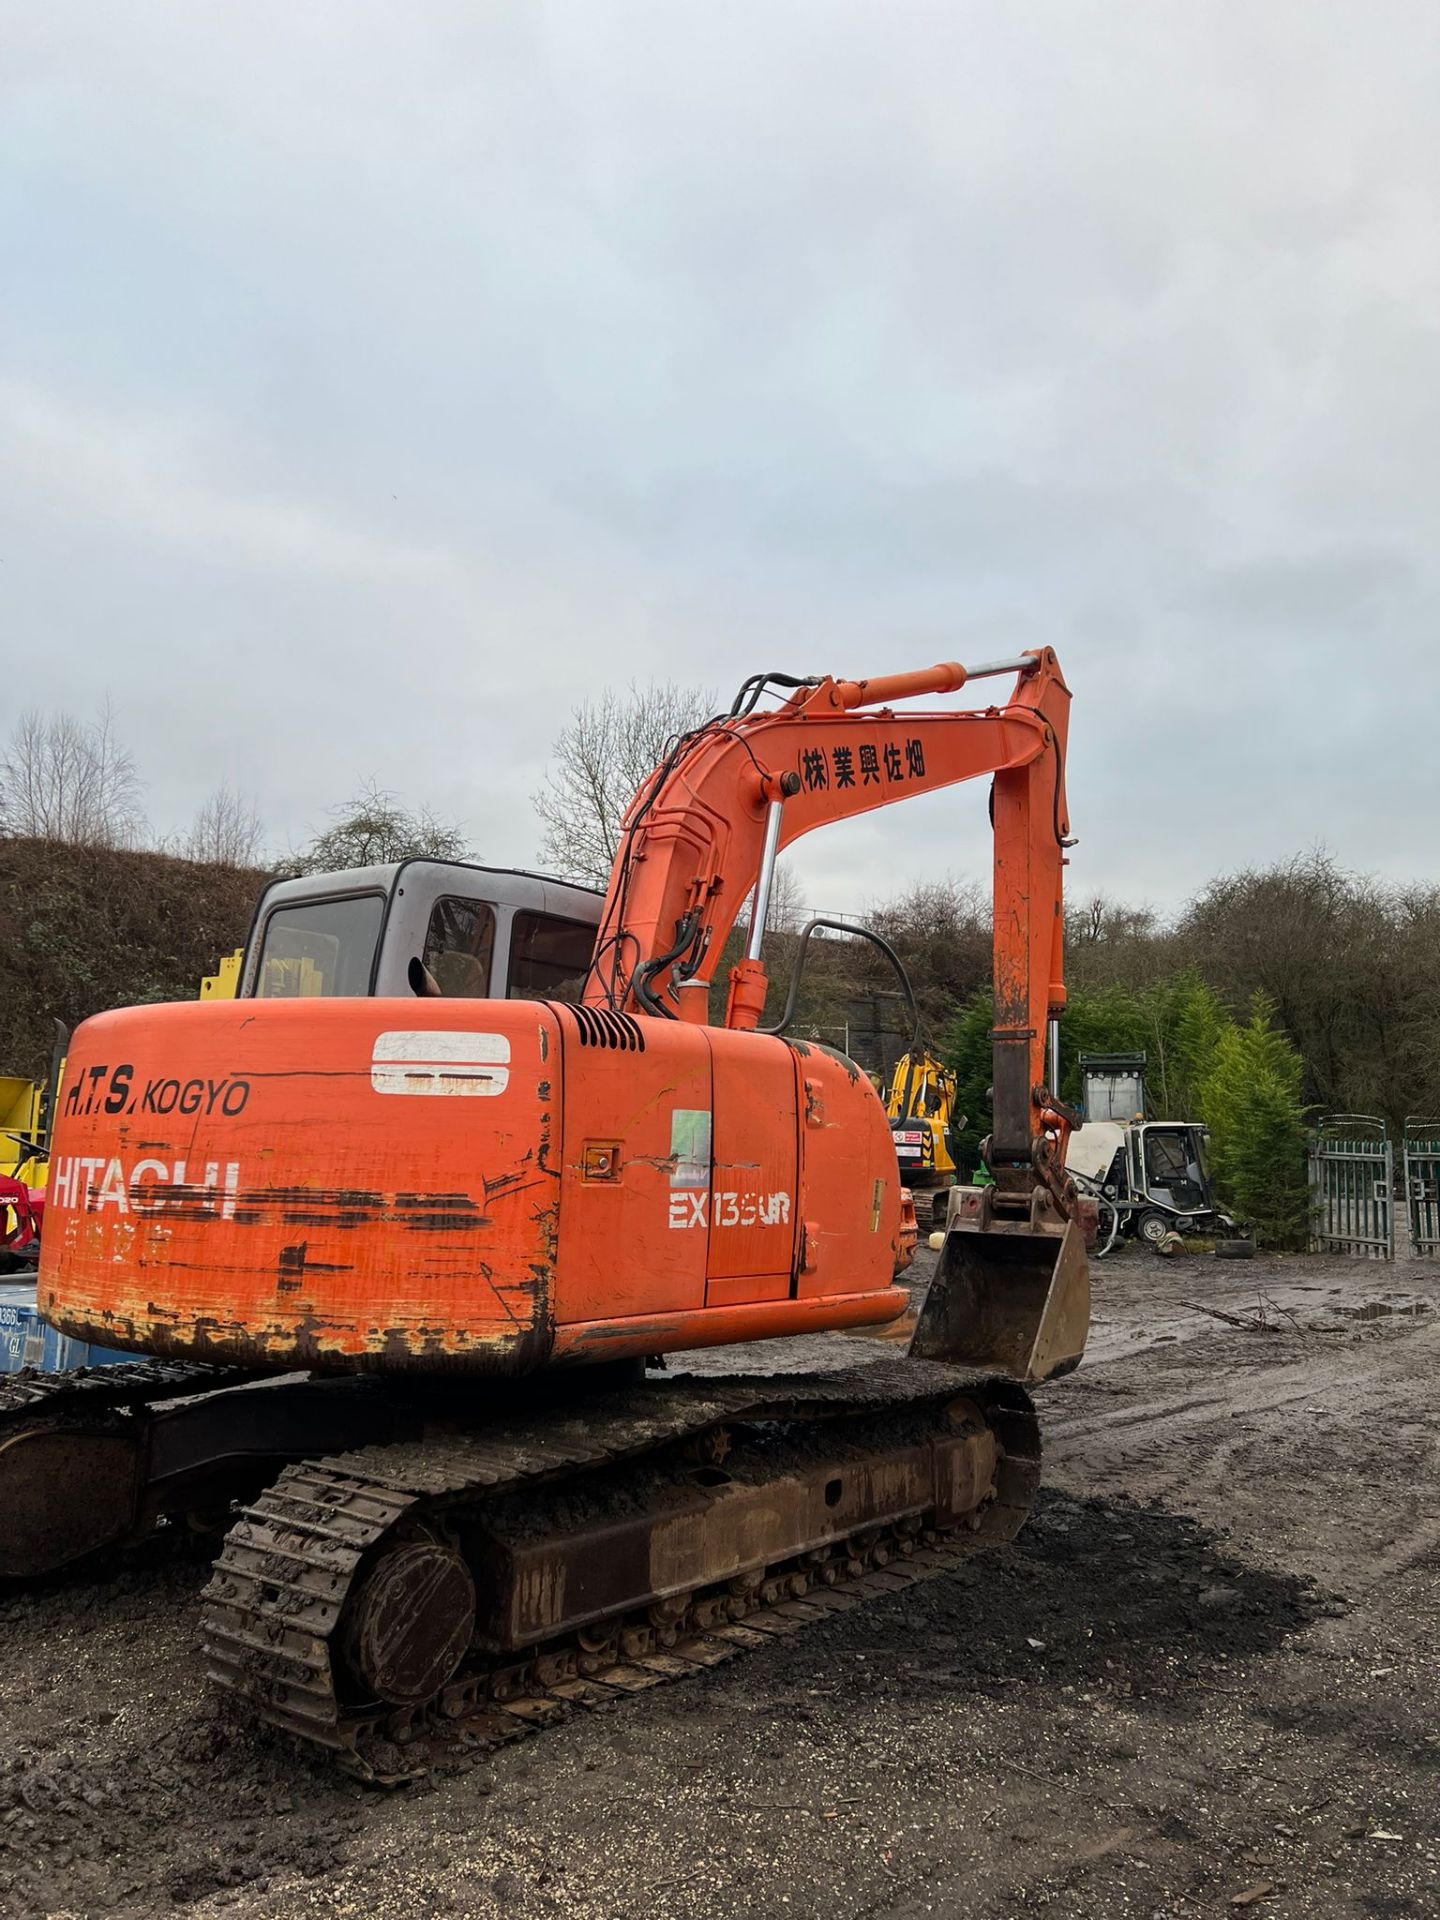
xmin=0 ymin=1076 xmax=46 ymax=1185
xmin=199 ymin=950 xmax=244 ymax=1000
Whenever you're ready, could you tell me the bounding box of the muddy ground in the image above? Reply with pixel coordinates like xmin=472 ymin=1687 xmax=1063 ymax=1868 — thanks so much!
xmin=1 ymin=1244 xmax=1437 ymax=1919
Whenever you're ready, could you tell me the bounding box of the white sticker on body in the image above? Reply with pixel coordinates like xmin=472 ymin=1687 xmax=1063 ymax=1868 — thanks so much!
xmin=371 ymin=1030 xmax=511 ymax=1097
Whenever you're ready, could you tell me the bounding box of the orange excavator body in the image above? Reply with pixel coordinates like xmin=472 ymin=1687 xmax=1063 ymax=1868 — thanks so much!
xmin=42 ymin=1001 xmax=905 ymax=1372
xmin=39 ymin=650 xmax=1084 ymax=1385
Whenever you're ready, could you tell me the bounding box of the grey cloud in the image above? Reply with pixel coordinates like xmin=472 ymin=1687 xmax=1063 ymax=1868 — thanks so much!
xmin=4 ymin=1 xmax=1439 ymax=919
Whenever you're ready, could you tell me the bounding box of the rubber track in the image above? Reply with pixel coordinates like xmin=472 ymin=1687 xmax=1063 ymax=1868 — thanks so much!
xmin=201 ymin=1357 xmax=1039 ymax=1779
xmin=0 ymin=1359 xmax=256 ymax=1427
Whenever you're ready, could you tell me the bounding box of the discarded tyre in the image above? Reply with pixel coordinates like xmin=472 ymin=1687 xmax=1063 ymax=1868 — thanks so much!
xmin=1215 ymin=1238 xmax=1257 ymax=1259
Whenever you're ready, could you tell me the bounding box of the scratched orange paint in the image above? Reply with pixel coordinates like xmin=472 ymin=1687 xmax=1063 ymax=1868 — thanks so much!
xmin=41 ymin=998 xmax=908 ymax=1373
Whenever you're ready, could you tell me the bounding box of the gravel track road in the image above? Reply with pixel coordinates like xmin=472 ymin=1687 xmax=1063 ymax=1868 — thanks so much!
xmin=1 ymin=1243 xmax=1436 ymax=1918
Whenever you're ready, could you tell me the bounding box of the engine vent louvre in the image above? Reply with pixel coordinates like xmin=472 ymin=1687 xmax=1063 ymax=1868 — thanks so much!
xmin=570 ymin=1005 xmax=647 ymax=1052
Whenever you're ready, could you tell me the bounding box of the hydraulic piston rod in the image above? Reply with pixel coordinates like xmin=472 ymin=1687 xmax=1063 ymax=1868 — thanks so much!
xmin=834 ymin=653 xmax=1039 ymax=711
xmin=745 ymin=799 xmax=786 ymax=964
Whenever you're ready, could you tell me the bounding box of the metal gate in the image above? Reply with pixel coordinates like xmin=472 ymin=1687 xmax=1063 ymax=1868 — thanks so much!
xmin=1309 ymin=1115 xmax=1393 ymax=1258
xmin=1403 ymin=1117 xmax=1440 ymax=1257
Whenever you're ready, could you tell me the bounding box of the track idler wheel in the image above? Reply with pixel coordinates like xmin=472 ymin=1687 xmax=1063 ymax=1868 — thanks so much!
xmin=0 ymin=1420 xmax=142 ymax=1579
xmin=339 ymin=1536 xmax=476 ymax=1708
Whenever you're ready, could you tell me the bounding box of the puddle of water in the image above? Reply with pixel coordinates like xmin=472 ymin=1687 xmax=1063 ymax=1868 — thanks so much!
xmin=1334 ymin=1298 xmax=1433 ymax=1320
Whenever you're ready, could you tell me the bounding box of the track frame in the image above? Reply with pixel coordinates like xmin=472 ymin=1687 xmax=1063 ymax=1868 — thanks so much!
xmin=200 ymin=1358 xmax=1038 ymax=1781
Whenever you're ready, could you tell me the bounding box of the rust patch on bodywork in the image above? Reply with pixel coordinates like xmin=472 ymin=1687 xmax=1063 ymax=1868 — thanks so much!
xmin=40 ymin=998 xmax=568 ymax=1380
xmin=813 ymin=1041 xmax=862 ymax=1084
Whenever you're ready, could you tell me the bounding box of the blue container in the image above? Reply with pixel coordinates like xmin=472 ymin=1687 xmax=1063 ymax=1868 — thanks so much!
xmin=0 ymin=1282 xmax=136 ymax=1374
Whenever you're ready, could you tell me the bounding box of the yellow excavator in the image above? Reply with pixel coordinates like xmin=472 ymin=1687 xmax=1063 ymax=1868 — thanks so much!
xmin=885 ymin=1046 xmax=962 ymax=1225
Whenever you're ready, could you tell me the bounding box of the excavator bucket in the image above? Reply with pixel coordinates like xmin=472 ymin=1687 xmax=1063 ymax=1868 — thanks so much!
xmin=909 ymin=1192 xmax=1090 ymax=1384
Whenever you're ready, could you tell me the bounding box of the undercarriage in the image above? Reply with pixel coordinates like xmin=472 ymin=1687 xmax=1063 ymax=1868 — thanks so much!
xmin=0 ymin=1355 xmax=1036 ymax=1781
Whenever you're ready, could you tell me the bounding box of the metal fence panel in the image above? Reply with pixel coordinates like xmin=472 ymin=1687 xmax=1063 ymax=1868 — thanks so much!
xmin=1309 ymin=1115 xmax=1394 ymax=1259
xmin=0 ymin=1281 xmax=135 ymax=1374
xmin=1403 ymin=1117 xmax=1440 ymax=1257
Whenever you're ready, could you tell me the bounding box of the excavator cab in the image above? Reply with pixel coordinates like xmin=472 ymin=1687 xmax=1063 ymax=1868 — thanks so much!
xmin=240 ymin=860 xmax=602 ymax=1004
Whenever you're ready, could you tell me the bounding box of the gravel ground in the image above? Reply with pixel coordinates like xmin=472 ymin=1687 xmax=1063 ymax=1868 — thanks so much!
xmin=1 ymin=1242 xmax=1437 ymax=1918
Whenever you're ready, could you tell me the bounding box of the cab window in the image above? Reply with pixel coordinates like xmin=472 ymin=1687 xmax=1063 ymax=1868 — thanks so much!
xmin=422 ymin=897 xmax=497 ymax=998
xmin=255 ymin=895 xmax=383 ymax=997
xmin=507 ymin=911 xmax=594 ymax=1003
xmin=1144 ymin=1131 xmax=1190 ymax=1186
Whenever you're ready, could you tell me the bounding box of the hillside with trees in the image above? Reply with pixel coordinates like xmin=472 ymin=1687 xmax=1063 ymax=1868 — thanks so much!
xmin=7 ymin=684 xmax=1433 ymax=1250
xmin=0 ymin=694 xmax=473 ymax=1082
xmin=0 ymin=836 xmax=265 ymax=1081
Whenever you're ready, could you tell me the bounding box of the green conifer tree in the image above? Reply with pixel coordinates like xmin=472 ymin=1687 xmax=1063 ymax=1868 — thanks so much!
xmin=1200 ymin=993 xmax=1310 ymax=1247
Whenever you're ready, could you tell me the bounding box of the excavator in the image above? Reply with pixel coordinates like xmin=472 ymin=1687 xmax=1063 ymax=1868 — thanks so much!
xmin=1 ymin=650 xmax=1088 ymax=1781
xmin=885 ymin=1046 xmax=963 ymax=1224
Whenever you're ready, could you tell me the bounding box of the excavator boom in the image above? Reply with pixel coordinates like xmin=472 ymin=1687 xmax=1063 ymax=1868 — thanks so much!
xmin=586 ymin=652 xmax=1071 ymax=1151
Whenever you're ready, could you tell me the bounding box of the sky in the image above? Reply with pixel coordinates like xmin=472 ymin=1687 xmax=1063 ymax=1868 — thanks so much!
xmin=5 ymin=2 xmax=1440 ymax=919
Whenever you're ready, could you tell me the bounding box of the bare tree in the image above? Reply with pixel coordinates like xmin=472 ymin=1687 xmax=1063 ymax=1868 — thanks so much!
xmin=1065 ymin=891 xmax=1171 ymax=991
xmin=293 ymin=782 xmax=470 ymax=875
xmin=533 ymin=681 xmax=717 ymax=887
xmin=0 ymin=698 xmax=145 ymax=847
xmin=865 ymin=879 xmax=994 ymax=1028
xmin=734 ymin=860 xmax=806 ymax=939
xmin=1177 ymin=851 xmax=1406 ymax=1119
xmin=187 ymin=784 xmax=265 ymax=868
xmin=764 ymin=861 xmax=806 ymax=936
